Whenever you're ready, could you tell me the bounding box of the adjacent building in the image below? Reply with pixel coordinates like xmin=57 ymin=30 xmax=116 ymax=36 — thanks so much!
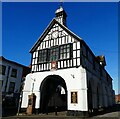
xmin=115 ymin=94 xmax=120 ymax=103
xmin=0 ymin=56 xmax=30 ymax=107
xmin=21 ymin=6 xmax=115 ymax=116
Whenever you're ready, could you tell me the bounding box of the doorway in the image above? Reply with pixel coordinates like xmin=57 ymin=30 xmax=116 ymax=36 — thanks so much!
xmin=40 ymin=75 xmax=67 ymax=113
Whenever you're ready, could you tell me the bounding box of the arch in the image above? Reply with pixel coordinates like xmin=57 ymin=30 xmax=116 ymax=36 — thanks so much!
xmin=39 ymin=75 xmax=67 ymax=113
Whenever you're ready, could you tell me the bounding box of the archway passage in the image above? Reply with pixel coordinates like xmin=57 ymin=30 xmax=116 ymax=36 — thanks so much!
xmin=40 ymin=75 xmax=67 ymax=113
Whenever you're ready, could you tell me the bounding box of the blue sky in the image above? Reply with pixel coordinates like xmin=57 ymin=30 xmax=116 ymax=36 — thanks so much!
xmin=2 ymin=2 xmax=118 ymax=94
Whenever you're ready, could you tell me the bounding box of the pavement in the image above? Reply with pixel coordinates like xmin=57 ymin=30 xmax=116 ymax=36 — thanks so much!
xmin=95 ymin=111 xmax=120 ymax=118
xmin=1 ymin=111 xmax=120 ymax=119
xmin=1 ymin=104 xmax=120 ymax=119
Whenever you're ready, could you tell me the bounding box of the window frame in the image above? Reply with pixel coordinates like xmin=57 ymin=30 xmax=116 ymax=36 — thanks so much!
xmin=50 ymin=46 xmax=59 ymax=62
xmin=11 ymin=68 xmax=17 ymax=78
xmin=0 ymin=65 xmax=6 ymax=75
xmin=8 ymin=82 xmax=15 ymax=93
xmin=37 ymin=43 xmax=73 ymax=63
xmin=38 ymin=49 xmax=49 ymax=63
xmin=59 ymin=43 xmax=72 ymax=60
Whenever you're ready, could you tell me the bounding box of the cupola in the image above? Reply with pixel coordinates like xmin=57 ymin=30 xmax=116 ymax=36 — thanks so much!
xmin=55 ymin=6 xmax=67 ymax=26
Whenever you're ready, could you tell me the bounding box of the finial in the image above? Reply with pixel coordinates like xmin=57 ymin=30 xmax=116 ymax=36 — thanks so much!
xmin=60 ymin=0 xmax=63 ymax=7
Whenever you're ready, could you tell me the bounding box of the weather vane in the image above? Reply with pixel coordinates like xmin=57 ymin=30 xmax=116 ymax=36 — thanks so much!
xmin=60 ymin=0 xmax=63 ymax=7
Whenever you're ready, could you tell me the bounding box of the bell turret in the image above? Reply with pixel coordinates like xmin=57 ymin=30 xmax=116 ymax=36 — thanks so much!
xmin=55 ymin=6 xmax=67 ymax=26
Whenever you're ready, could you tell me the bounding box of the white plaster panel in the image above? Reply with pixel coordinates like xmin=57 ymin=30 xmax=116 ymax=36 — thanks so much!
xmin=77 ymin=50 xmax=80 ymax=57
xmin=35 ymin=91 xmax=40 ymax=108
xmin=71 ymin=37 xmax=74 ymax=42
xmin=58 ymin=62 xmax=60 ymax=68
xmin=59 ymin=38 xmax=62 ymax=45
xmin=42 ymin=42 xmax=45 ymax=49
xmin=62 ymin=37 xmax=65 ymax=43
xmin=77 ymin=58 xmax=80 ymax=65
xmin=77 ymin=42 xmax=80 ymax=49
xmin=44 ymin=35 xmax=48 ymax=41
xmin=46 ymin=41 xmax=48 ymax=48
xmin=21 ymin=92 xmax=29 ymax=108
xmin=36 ymin=51 xmax=38 ymax=57
xmin=68 ymin=36 xmax=72 ymax=43
xmin=35 ymin=58 xmax=37 ymax=64
xmin=73 ymin=51 xmax=76 ymax=58
xmin=61 ymin=61 xmax=63 ymax=68
xmin=64 ymin=61 xmax=66 ymax=67
xmin=33 ymin=52 xmax=36 ymax=58
xmin=51 ymin=40 xmax=53 ymax=47
xmin=73 ymin=43 xmax=76 ymax=50
xmin=59 ymin=26 xmax=62 ymax=31
xmin=67 ymin=60 xmax=70 ymax=67
xmin=56 ymin=38 xmax=59 ymax=45
xmin=23 ymin=74 xmax=33 ymax=91
xmin=32 ymin=66 xmax=34 ymax=71
xmin=34 ymin=65 xmax=37 ymax=71
xmin=73 ymin=59 xmax=76 ymax=66
xmin=32 ymin=59 xmax=34 ymax=65
xmin=62 ymin=30 xmax=68 ymax=35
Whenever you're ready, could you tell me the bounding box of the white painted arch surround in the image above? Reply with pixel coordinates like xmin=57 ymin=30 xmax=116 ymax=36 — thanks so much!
xmin=21 ymin=66 xmax=88 ymax=111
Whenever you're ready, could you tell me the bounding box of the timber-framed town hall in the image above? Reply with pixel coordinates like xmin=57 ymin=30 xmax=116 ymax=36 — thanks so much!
xmin=21 ymin=4 xmax=115 ymax=117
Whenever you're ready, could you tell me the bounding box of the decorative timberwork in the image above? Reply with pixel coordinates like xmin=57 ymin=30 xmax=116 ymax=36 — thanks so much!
xmin=31 ymin=21 xmax=81 ymax=72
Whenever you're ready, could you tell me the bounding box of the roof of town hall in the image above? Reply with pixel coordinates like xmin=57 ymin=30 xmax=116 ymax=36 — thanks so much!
xmin=30 ymin=18 xmax=83 ymax=53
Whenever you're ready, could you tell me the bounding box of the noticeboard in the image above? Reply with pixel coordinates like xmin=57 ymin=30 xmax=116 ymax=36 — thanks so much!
xmin=71 ymin=91 xmax=78 ymax=104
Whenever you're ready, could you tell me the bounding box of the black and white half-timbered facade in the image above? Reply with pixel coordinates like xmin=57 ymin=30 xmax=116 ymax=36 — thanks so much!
xmin=21 ymin=6 xmax=115 ymax=117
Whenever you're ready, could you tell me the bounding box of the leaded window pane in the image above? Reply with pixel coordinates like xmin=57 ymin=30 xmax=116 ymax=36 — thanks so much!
xmin=59 ymin=44 xmax=72 ymax=59
xmin=38 ymin=49 xmax=48 ymax=63
xmin=67 ymin=48 xmax=70 ymax=52
xmin=50 ymin=46 xmax=59 ymax=61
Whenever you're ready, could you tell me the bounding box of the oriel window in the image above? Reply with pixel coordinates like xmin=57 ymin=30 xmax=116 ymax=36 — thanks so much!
xmin=38 ymin=49 xmax=49 ymax=63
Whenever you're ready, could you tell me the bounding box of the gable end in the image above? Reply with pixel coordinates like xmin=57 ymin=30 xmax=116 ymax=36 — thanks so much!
xmin=30 ymin=19 xmax=82 ymax=53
